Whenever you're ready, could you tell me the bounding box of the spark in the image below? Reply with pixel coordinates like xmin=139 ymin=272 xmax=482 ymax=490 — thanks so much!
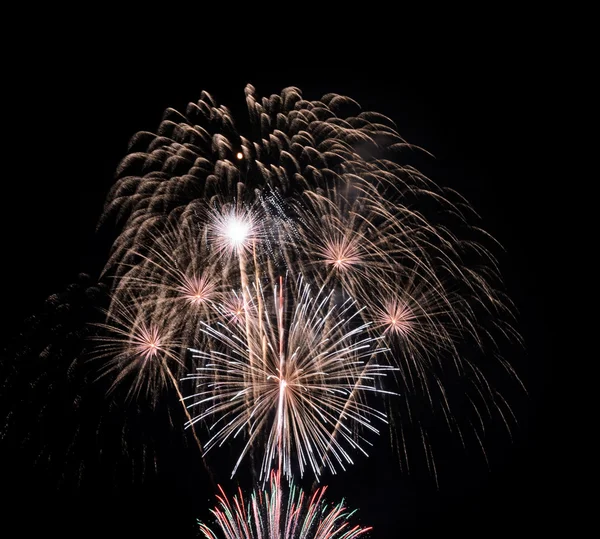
xmin=320 ymin=237 xmax=362 ymax=272
xmin=221 ymin=291 xmax=252 ymax=324
xmin=132 ymin=323 xmax=163 ymax=359
xmin=375 ymin=300 xmax=415 ymax=338
xmin=91 ymin=297 xmax=183 ymax=403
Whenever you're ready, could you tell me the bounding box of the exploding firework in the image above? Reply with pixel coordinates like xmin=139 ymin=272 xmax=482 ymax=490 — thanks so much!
xmin=97 ymin=84 xmax=520 ymax=477
xmin=198 ymin=471 xmax=371 ymax=539
xmin=183 ymin=277 xmax=395 ymax=482
xmin=92 ymin=294 xmax=184 ymax=404
xmin=0 ymin=275 xmax=108 ymax=488
xmin=0 ymin=83 xmax=524 ymax=538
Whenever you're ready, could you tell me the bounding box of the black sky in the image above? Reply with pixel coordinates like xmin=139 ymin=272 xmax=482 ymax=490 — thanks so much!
xmin=1 ymin=29 xmax=554 ymax=539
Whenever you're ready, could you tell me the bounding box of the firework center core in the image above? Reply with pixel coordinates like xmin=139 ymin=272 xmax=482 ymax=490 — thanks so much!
xmin=226 ymin=218 xmax=250 ymax=247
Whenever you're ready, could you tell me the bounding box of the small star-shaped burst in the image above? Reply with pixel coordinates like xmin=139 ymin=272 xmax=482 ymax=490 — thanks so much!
xmin=319 ymin=237 xmax=362 ymax=272
xmin=179 ymin=274 xmax=218 ymax=306
xmin=221 ymin=292 xmax=252 ymax=324
xmin=375 ymin=300 xmax=415 ymax=338
xmin=131 ymin=323 xmax=165 ymax=361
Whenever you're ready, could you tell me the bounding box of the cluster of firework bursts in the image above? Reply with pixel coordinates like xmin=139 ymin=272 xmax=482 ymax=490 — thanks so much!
xmin=94 ymin=85 xmax=519 ymax=536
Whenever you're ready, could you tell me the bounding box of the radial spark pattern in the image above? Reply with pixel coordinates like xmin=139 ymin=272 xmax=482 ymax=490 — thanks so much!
xmin=184 ymin=278 xmax=394 ymax=481
xmin=198 ymin=472 xmax=371 ymax=539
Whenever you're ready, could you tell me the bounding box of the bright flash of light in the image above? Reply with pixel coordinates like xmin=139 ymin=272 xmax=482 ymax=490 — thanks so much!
xmin=183 ymin=278 xmax=396 ymax=482
xmin=209 ymin=206 xmax=258 ymax=258
xmin=198 ymin=471 xmax=372 ymax=539
xmin=236 ymin=151 xmax=244 ymax=160
xmin=226 ymin=218 xmax=250 ymax=247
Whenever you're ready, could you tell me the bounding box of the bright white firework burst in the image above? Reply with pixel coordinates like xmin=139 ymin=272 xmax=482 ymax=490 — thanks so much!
xmin=183 ymin=277 xmax=396 ymax=482
xmin=209 ymin=204 xmax=259 ymax=258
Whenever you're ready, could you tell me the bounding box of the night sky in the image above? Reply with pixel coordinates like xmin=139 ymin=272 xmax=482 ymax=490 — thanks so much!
xmin=1 ymin=32 xmax=553 ymax=538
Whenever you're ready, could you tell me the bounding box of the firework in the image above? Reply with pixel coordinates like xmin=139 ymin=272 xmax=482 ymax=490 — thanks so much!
xmin=198 ymin=471 xmax=371 ymax=539
xmin=0 ymin=83 xmax=524 ymax=537
xmin=92 ymin=294 xmax=184 ymax=404
xmin=97 ymin=85 xmax=519 ymax=475
xmin=183 ymin=277 xmax=395 ymax=482
xmin=89 ymin=82 xmax=524 ymax=502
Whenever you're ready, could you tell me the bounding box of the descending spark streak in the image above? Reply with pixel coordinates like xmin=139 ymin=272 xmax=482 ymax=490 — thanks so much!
xmin=198 ymin=471 xmax=372 ymax=539
xmin=184 ymin=278 xmax=395 ymax=482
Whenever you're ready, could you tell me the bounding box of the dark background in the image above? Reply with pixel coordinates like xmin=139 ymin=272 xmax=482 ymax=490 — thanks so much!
xmin=1 ymin=25 xmax=554 ymax=539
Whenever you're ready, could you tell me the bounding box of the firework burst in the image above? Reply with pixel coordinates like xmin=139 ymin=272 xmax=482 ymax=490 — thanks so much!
xmin=184 ymin=278 xmax=395 ymax=482
xmin=90 ymin=84 xmax=522 ymax=536
xmin=198 ymin=471 xmax=371 ymax=539
xmin=208 ymin=203 xmax=261 ymax=259
xmin=92 ymin=296 xmax=184 ymax=404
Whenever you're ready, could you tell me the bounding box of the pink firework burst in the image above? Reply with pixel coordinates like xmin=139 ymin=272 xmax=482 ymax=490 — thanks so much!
xmin=375 ymin=300 xmax=415 ymax=338
xmin=179 ymin=274 xmax=219 ymax=307
xmin=319 ymin=236 xmax=362 ymax=272
xmin=220 ymin=291 xmax=252 ymax=324
xmin=92 ymin=298 xmax=183 ymax=403
xmin=131 ymin=322 xmax=165 ymax=360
